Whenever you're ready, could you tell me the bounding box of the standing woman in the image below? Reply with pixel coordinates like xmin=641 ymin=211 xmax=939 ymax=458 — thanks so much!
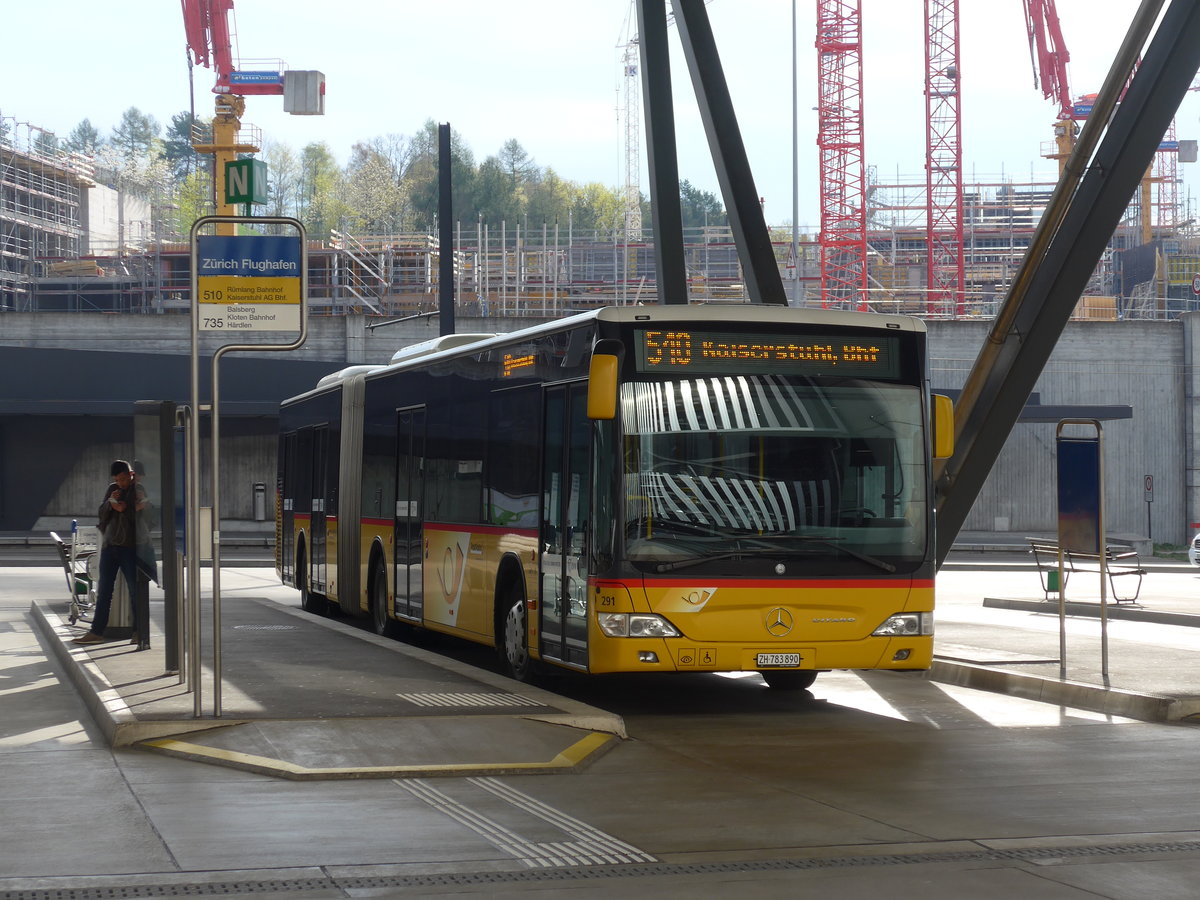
xmin=73 ymin=460 xmax=144 ymax=645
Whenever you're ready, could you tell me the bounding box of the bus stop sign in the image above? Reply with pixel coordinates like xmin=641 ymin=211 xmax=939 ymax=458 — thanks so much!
xmin=196 ymin=234 xmax=302 ymax=333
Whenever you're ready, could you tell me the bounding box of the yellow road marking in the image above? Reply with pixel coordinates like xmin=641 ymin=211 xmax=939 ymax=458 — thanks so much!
xmin=139 ymin=729 xmax=616 ymax=779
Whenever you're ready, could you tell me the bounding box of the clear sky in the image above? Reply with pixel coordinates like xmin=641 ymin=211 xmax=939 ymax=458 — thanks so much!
xmin=3 ymin=1 xmax=1197 ymax=229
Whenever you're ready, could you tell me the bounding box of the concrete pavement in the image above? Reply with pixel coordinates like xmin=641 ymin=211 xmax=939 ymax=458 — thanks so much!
xmin=30 ymin=575 xmax=625 ymax=780
xmin=12 ymin=539 xmax=1200 ymax=785
xmin=936 ymin=551 xmax=1200 ymax=721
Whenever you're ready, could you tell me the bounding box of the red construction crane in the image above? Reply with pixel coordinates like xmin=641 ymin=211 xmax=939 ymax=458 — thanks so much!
xmin=1023 ymin=1 xmax=1171 ymax=244
xmin=815 ymin=0 xmax=869 ymax=310
xmin=180 ymin=0 xmax=323 ymax=228
xmin=1023 ymin=0 xmax=1091 ymax=180
xmin=924 ymin=0 xmax=964 ymax=317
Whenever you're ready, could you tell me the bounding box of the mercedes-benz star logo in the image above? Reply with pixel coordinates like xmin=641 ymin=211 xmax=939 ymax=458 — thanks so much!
xmin=765 ymin=607 xmax=794 ymax=637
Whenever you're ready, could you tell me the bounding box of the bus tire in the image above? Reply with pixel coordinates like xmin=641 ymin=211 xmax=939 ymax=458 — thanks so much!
xmin=298 ymin=547 xmax=325 ymax=616
xmin=498 ymin=583 xmax=534 ymax=683
xmin=370 ymin=558 xmax=400 ymax=638
xmin=760 ymin=670 xmax=818 ymax=691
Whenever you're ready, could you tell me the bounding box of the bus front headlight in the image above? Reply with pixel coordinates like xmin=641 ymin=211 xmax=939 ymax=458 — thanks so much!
xmin=598 ymin=613 xmax=682 ymax=638
xmin=872 ymin=612 xmax=933 ymax=637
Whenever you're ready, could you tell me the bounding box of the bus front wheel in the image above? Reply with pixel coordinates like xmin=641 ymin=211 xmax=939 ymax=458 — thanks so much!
xmin=499 ymin=586 xmax=533 ymax=683
xmin=760 ymin=670 xmax=818 ymax=691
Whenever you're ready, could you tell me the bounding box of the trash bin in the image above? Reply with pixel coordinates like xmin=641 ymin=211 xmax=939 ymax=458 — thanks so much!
xmin=106 ymin=566 xmax=150 ymax=645
xmin=253 ymin=482 xmax=266 ymax=521
xmin=108 ymin=571 xmax=134 ymax=638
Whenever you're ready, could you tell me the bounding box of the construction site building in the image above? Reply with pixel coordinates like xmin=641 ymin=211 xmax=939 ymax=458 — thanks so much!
xmin=0 ymin=121 xmax=96 ymax=311
xmin=2 ymin=117 xmax=1197 ymax=321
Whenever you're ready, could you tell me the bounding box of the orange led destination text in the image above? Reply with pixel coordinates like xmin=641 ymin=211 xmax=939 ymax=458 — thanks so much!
xmin=643 ymin=330 xmax=881 ymax=367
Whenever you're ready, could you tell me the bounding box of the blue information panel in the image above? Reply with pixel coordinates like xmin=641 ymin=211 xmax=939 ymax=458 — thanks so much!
xmin=1057 ymin=438 xmax=1102 ymax=554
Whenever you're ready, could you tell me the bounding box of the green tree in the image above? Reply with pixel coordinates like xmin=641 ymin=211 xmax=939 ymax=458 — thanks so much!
xmin=33 ymin=129 xmax=59 ymax=156
xmin=571 ymin=182 xmax=623 ymax=235
xmin=473 ymin=155 xmax=523 ymax=225
xmin=497 ymin=139 xmax=537 ymax=195
xmin=679 ymin=179 xmax=727 ymax=231
xmin=163 ymin=111 xmax=208 ymax=180
xmin=404 ymin=120 xmax=477 ymax=232
xmin=262 ymin=139 xmax=301 ymax=219
xmin=297 ymin=141 xmax=346 ymax=240
xmin=93 ymin=142 xmax=171 ymax=199
xmin=344 ymin=142 xmax=408 ymax=233
xmin=64 ymin=119 xmax=101 ymax=155
xmin=525 ymin=168 xmax=574 ymax=228
xmin=110 ymin=107 xmax=161 ymax=160
xmin=171 ymin=169 xmax=214 ymax=237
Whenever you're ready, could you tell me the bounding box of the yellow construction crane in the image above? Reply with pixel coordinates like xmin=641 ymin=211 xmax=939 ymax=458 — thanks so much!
xmin=181 ymin=0 xmax=324 ymax=233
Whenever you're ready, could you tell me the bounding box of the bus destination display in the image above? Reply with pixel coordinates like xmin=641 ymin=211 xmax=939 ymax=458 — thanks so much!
xmin=634 ymin=329 xmax=900 ymax=378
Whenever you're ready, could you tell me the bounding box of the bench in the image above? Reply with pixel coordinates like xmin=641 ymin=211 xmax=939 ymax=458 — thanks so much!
xmin=1027 ymin=537 xmax=1146 ymax=603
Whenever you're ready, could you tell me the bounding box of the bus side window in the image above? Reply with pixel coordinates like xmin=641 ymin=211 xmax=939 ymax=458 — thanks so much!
xmin=487 ymin=387 xmax=541 ymax=528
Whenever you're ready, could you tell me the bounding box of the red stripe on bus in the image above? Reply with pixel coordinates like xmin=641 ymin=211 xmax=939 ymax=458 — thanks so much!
xmin=357 ymin=519 xmax=539 ymax=539
xmin=423 ymin=522 xmax=540 ymax=538
xmin=640 ymin=577 xmax=934 ymax=589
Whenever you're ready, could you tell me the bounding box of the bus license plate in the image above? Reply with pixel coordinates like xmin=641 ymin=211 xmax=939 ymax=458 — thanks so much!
xmin=757 ymin=653 xmax=801 ymax=667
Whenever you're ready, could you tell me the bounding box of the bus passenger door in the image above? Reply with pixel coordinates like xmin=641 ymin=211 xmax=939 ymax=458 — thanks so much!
xmin=540 ymin=383 xmax=590 ymax=668
xmin=310 ymin=425 xmax=329 ymax=592
xmin=280 ymin=431 xmax=298 ymax=581
xmin=394 ymin=407 xmax=426 ymax=620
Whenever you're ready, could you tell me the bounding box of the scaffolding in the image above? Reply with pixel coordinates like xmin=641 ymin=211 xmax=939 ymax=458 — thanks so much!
xmin=4 ymin=154 xmax=1195 ymax=321
xmin=0 ymin=116 xmax=93 ymax=311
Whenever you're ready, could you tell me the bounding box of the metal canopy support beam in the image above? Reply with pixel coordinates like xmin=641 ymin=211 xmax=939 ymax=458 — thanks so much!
xmin=933 ymin=0 xmax=1200 ymax=566
xmin=637 ymin=0 xmax=688 ymax=304
xmin=671 ymin=0 xmax=787 ymax=305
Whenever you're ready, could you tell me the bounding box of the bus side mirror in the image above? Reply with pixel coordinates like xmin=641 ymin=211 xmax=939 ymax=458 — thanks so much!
xmin=587 ymin=353 xmax=619 ymax=420
xmin=932 ymin=394 xmax=954 ymax=459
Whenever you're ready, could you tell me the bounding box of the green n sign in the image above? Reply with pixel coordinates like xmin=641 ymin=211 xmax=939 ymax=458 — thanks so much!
xmin=225 ymin=159 xmax=269 ymax=205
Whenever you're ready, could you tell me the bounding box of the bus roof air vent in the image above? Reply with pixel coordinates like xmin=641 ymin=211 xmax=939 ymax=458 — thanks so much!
xmin=389 ymin=333 xmax=500 ymax=364
xmin=315 ymin=365 xmax=383 ymax=389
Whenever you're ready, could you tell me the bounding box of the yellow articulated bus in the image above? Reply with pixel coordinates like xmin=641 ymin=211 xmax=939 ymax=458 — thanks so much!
xmin=277 ymin=304 xmax=953 ymax=689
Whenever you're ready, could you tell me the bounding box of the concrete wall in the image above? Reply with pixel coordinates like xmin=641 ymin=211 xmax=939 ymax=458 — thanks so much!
xmin=2 ymin=311 xmax=1193 ymax=544
xmin=0 ymin=311 xmax=533 ymax=365
xmin=82 ymin=184 xmax=155 ymax=256
xmin=928 ymin=319 xmax=1187 ymax=544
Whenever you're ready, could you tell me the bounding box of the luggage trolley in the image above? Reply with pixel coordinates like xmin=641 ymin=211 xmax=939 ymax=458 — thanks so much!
xmin=50 ymin=523 xmax=101 ymax=625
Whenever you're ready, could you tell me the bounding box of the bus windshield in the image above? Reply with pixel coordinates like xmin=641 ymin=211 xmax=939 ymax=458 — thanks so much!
xmin=621 ymin=375 xmax=928 ymax=575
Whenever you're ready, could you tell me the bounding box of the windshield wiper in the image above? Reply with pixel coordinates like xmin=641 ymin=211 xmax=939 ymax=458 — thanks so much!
xmin=640 ymin=531 xmax=897 ymax=574
xmin=653 ymin=548 xmax=780 ymax=573
xmin=787 ymin=536 xmax=896 ymax=573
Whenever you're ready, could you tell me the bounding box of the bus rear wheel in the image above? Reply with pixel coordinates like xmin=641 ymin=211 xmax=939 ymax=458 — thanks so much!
xmin=298 ymin=548 xmax=325 ymax=616
xmin=760 ymin=670 xmax=818 ymax=691
xmin=371 ymin=560 xmax=400 ymax=638
xmin=499 ymin=585 xmax=534 ymax=683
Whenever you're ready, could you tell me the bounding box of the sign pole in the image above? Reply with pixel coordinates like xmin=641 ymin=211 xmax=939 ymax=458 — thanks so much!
xmin=1056 ymin=419 xmax=1108 ymax=683
xmin=1144 ymin=474 xmax=1154 ymax=543
xmin=190 ymin=215 xmax=307 ymax=719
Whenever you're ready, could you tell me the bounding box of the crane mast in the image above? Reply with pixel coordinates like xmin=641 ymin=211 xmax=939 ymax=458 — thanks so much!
xmin=924 ymin=0 xmax=964 ymax=317
xmin=815 ymin=0 xmax=868 ymax=310
xmin=620 ymin=38 xmax=643 ymax=242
